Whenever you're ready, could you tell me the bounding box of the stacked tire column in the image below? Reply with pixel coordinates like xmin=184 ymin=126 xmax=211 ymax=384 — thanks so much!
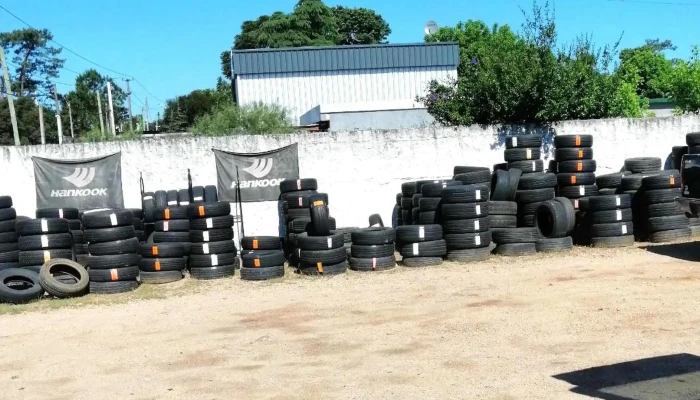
xmin=641 ymin=170 xmax=690 ymax=243
xmin=396 ymin=224 xmax=446 ymax=267
xmin=153 ymin=206 xmax=191 ymax=261
xmin=188 ymin=202 xmax=237 ymax=279
xmin=417 ymin=181 xmax=461 ymax=225
xmin=503 ymin=135 xmax=552 ymax=227
xmin=17 ymin=218 xmax=72 ymax=273
xmin=83 ymin=210 xmax=140 ymax=294
xmin=0 ymin=196 xmax=19 ymax=271
xmin=279 ymin=178 xmax=321 ymax=266
xmin=532 ymin=199 xmax=575 ymax=252
xmin=129 ymin=208 xmax=145 ymax=243
xmin=348 ymin=227 xmax=396 ymax=271
xmin=36 ymin=208 xmax=84 ymax=270
xmin=588 ymin=194 xmax=635 ymax=247
xmin=622 ymin=157 xmax=663 ymax=241
xmin=138 ymin=242 xmax=186 ymax=284
xmin=297 ymin=198 xmax=347 ymax=276
xmin=240 ymin=236 xmax=285 ymax=280
xmin=440 ymin=184 xmax=492 ymax=262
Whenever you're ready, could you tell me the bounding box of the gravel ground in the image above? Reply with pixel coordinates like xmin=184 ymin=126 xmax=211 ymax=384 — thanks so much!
xmin=2 ymin=242 xmax=700 ymax=399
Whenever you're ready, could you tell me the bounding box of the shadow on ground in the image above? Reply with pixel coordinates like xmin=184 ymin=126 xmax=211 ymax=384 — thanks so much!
xmin=643 ymin=242 xmax=700 ymax=262
xmin=553 ymin=353 xmax=700 ymax=400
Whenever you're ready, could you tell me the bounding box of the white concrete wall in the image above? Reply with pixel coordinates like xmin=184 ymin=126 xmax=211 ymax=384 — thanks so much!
xmin=236 ymin=66 xmax=457 ymax=125
xmin=2 ymin=115 xmax=699 ymax=236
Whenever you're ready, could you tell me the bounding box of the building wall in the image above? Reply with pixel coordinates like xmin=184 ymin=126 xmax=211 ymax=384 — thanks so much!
xmin=329 ymin=109 xmax=435 ymax=131
xmin=236 ymin=66 xmax=456 ymax=125
xmin=2 ymin=115 xmax=699 ymax=239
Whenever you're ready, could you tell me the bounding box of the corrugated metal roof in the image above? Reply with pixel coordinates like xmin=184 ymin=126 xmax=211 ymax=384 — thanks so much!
xmin=231 ymin=42 xmax=459 ymax=75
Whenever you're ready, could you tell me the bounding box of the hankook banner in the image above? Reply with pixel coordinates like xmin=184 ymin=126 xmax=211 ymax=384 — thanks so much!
xmin=32 ymin=153 xmax=125 ymax=210
xmin=213 ymin=144 xmax=299 ymax=202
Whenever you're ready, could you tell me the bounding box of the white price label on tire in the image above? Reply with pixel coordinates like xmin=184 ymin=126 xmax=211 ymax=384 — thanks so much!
xmin=202 ymin=243 xmax=210 ymax=254
xmin=168 ymin=200 xmax=177 ymax=206
xmin=616 ymin=210 xmax=622 ymax=221
xmin=203 ymin=231 xmax=210 ymax=242
xmin=109 ymin=213 xmax=117 ymax=226
xmin=143 ymin=195 xmax=153 ymax=200
xmin=163 ymin=221 xmax=169 ymax=231
xmin=615 ymin=196 xmax=621 ymax=206
xmin=475 ymin=190 xmax=481 ymax=200
xmin=532 ymin=161 xmax=536 ymax=171
xmin=475 ymin=204 xmax=481 ymax=215
xmin=193 ymin=196 xmax=203 ymax=201
xmin=418 ymin=226 xmax=425 ymax=239
xmin=327 ymin=237 xmax=333 ymax=248
xmin=475 ymin=235 xmax=481 ymax=246
xmin=412 ymin=243 xmax=419 ymax=255
xmin=180 ymin=201 xmax=189 ymax=206
xmin=579 ymin=186 xmax=585 ymax=196
xmin=211 ymin=254 xmax=219 ymax=266
xmin=206 ymin=218 xmax=213 ymax=229
xmin=474 ymin=220 xmax=480 ymax=231
xmin=512 ymin=137 xmax=518 ymax=147
xmin=41 ymin=219 xmax=48 ymax=232
xmin=622 ymin=224 xmax=628 ymax=235
xmin=58 ymin=208 xmax=64 ymax=218
xmin=41 ymin=235 xmax=48 ymax=248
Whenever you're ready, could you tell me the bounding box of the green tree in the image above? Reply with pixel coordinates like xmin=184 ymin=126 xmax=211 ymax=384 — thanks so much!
xmin=0 ymin=96 xmax=58 ymax=145
xmin=669 ymin=46 xmax=700 ymax=114
xmin=161 ymin=88 xmax=230 ymax=130
xmin=0 ymin=28 xmax=64 ymax=99
xmin=617 ymin=38 xmax=675 ymax=99
xmin=331 ymin=6 xmax=390 ymax=45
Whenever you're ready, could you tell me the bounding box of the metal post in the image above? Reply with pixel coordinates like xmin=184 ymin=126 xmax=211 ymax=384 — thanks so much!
xmin=52 ymin=85 xmax=63 ymax=144
xmin=0 ymin=47 xmax=21 ymax=146
xmin=36 ymin=99 xmax=45 ymax=145
xmin=67 ymin=101 xmax=74 ymax=138
xmin=125 ymin=78 xmax=133 ymax=132
xmin=106 ymin=81 xmax=116 ymax=136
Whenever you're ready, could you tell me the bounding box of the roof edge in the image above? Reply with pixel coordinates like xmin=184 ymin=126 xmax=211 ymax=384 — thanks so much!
xmin=232 ymin=41 xmax=459 ymax=54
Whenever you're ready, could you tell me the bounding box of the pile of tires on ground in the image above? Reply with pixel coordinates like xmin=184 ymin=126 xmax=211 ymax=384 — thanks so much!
xmin=240 ymin=236 xmax=285 ymax=280
xmin=188 ymin=201 xmax=238 ymax=279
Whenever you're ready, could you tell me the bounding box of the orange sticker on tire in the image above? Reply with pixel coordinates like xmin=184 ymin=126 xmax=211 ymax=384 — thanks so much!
xmin=670 ymin=177 xmax=675 ymax=186
xmin=575 ymin=136 xmax=581 ymax=146
xmin=313 ymin=200 xmax=324 ymax=206
xmin=578 ymin=150 xmax=583 ymax=159
xmin=254 ymin=258 xmax=260 ymax=267
xmin=317 ymin=262 xmax=323 ymax=273
xmin=252 ymin=239 xmax=259 ymax=249
xmin=198 ymin=205 xmax=205 ymax=217
xmin=152 ymin=246 xmax=159 ymax=256
xmin=164 ymin=208 xmax=170 ymax=220
xmin=570 ymin=176 xmax=577 ymax=184
xmin=155 ymin=260 xmax=161 ymax=271
xmin=110 ymin=269 xmax=119 ymax=281
xmin=577 ymin=162 xmax=583 ymax=171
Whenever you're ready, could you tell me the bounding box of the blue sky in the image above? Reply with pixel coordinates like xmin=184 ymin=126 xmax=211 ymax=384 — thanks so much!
xmin=2 ymin=0 xmax=699 ymax=118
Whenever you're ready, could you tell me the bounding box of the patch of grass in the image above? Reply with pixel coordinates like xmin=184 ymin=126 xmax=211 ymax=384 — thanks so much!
xmin=192 ymin=102 xmax=295 ymax=136
xmin=77 ymin=128 xmax=144 ymax=143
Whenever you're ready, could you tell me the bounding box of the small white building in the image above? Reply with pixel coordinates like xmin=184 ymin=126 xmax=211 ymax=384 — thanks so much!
xmin=230 ymin=42 xmax=459 ymax=130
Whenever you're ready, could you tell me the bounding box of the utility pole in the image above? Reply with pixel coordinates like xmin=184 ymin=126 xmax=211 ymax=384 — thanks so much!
xmin=67 ymin=101 xmax=74 ymax=139
xmin=106 ymin=81 xmax=116 ymax=136
xmin=96 ymin=92 xmax=105 ymax=135
xmin=0 ymin=47 xmax=20 ymax=146
xmin=156 ymin=111 xmax=160 ymax=131
xmin=141 ymin=105 xmax=145 ymax=132
xmin=144 ymin=97 xmax=150 ymax=131
xmin=52 ymin=85 xmax=63 ymax=145
xmin=125 ymin=78 xmax=133 ymax=132
xmin=36 ymin=99 xmax=45 ymax=145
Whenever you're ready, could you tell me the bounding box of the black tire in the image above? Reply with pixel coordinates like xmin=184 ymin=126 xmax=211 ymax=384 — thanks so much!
xmin=39 ymin=259 xmax=89 ymax=298
xmin=280 ymin=178 xmax=318 ymax=193
xmin=87 ymin=237 xmax=140 ymax=256
xmin=648 ymin=228 xmax=691 ymax=243
xmin=508 ymin=160 xmax=543 ymax=173
xmin=442 ymin=217 xmax=490 ymax=234
xmin=399 ymin=257 xmax=442 ymax=267
xmin=298 ymin=261 xmax=347 ymax=275
xmin=350 ymin=244 xmax=394 ymax=258
xmin=590 ymin=235 xmax=635 ymax=248
xmin=396 ymin=224 xmax=442 ymax=242
xmin=186 ymin=202 xmax=231 ymax=218
xmin=488 ymin=201 xmax=518 ymax=215
xmin=189 ymin=240 xmax=236 ymax=255
xmin=441 ymin=203 xmax=488 ymax=220
xmin=421 ymin=181 xmax=462 ymax=196
xmin=287 ymin=208 xmax=311 ymax=221
xmin=370 ymin=214 xmax=386 ymax=227
xmin=191 ymin=186 xmax=205 ymax=203
xmin=84 ymin=226 xmax=135 ymax=244
xmin=142 ymin=192 xmax=156 ymax=223
xmin=310 ymin=204 xmax=331 ymax=236
xmin=238 ymin=250 xmax=286 ymax=269
xmin=624 ymin=157 xmax=662 ymax=173
xmin=444 ymin=231 xmax=491 ymax=250
xmin=598 ymin=188 xmax=618 ymax=195
xmin=647 ymin=215 xmax=689 ymax=233
xmin=36 ymin=207 xmax=79 ymax=220
xmin=88 ymin=265 xmax=140 ymax=282
xmin=553 ymin=134 xmax=593 ymax=148
xmin=204 ymin=185 xmax=219 ymax=203
xmin=133 ymin=219 xmax=144 ymax=230
xmin=445 ymin=247 xmax=491 ymax=262
xmin=505 ymin=135 xmax=543 ymax=149
xmin=504 ymin=148 xmax=541 ymax=162
xmin=0 ymin=268 xmax=43 ymax=303
xmin=154 ymin=206 xmax=189 ymax=221
xmin=555 ymin=148 xmax=593 ymax=161
xmin=399 ymin=239 xmax=447 ymax=258
xmin=189 ymin=252 xmax=237 ymax=268
xmin=240 ymin=265 xmax=285 ymax=280
xmin=0 ymin=208 xmax=16 ymax=222
xmin=557 ymin=160 xmax=597 ymax=173
xmin=645 ymin=188 xmax=682 ymax=204
xmin=648 ymin=202 xmax=682 ymax=218
xmin=418 ymin=197 xmax=442 ymax=212
xmin=0 ymin=231 xmax=19 ymax=243
xmin=412 ymin=194 xmax=422 ymax=208
xmin=299 ymin=247 xmax=346 ymax=265
xmin=240 ymin=236 xmax=281 ymax=251
xmin=138 ymin=257 xmax=186 ymax=272
xmin=515 ymin=188 xmax=555 ymax=203
xmin=518 ymin=214 xmax=536 ymax=227
xmin=687 ymin=132 xmax=700 ymax=146
xmin=154 ymin=219 xmax=190 ymax=232
xmin=553 ymin=197 xmax=576 ymax=235
xmin=534 ymin=200 xmax=569 ymax=238
xmin=348 ymin=255 xmax=396 ymax=271
xmin=154 ymin=190 xmax=168 ymax=208
xmin=189 ymin=229 xmax=233 ymax=243
xmin=18 ymin=233 xmax=72 ymax=251
xmin=557 ymin=173 xmax=596 ymax=187
xmin=590 ymin=208 xmax=633 ymax=224
xmin=87 ymin=253 xmax=140 ymax=269
xmin=490 ymin=169 xmax=511 ymax=201
xmin=0 ymin=243 xmax=18 ymax=253
xmin=590 ymin=222 xmax=634 ymax=237
xmin=19 ymin=249 xmax=73 ymax=267
xmin=178 ymin=189 xmax=191 ymax=205
xmin=642 ymin=170 xmax=681 ymax=190
xmin=82 ymin=210 xmax=133 ymax=229
xmin=283 ymin=191 xmax=325 ymax=208
xmin=517 ymin=172 xmax=557 ymax=190
xmin=596 ymin=172 xmax=625 ymax=188
xmin=297 ymin=232 xmax=344 ymax=250
xmin=16 ymin=218 xmax=70 ymax=235
xmin=140 ymin=270 xmax=184 ymax=284
xmin=0 ymin=196 xmax=12 ymax=208
xmin=493 ymin=243 xmax=536 ymax=256
xmin=90 ymin=280 xmax=139 ymax=294
xmin=165 ymin=190 xmax=178 ymax=206
xmin=141 ymin=242 xmax=185 ymax=258
xmin=535 ymin=237 xmax=573 ymax=252
xmin=351 ymin=227 xmax=395 ymax=245
xmin=453 ymin=169 xmax=491 ymax=185
xmin=0 ymin=250 xmax=19 ymax=263
xmin=441 ymin=184 xmax=489 ymax=203
xmin=489 ymin=215 xmax=518 ymax=228
xmin=557 ymin=185 xmax=598 ymax=199
xmin=491 ymin=227 xmax=539 ymax=244
xmin=153 ymin=231 xmax=191 ymax=243
xmin=588 ymin=194 xmax=632 ymax=211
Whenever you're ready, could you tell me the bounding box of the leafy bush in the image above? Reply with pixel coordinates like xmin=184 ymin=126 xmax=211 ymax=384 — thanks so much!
xmin=670 ymin=46 xmax=700 ymax=115
xmin=192 ymin=103 xmax=295 ymax=136
xmin=77 ymin=128 xmax=143 ymax=143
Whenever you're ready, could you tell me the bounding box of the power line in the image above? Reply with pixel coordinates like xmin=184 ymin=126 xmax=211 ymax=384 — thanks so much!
xmin=606 ymin=0 xmax=700 ymax=5
xmin=133 ymin=78 xmax=164 ymax=104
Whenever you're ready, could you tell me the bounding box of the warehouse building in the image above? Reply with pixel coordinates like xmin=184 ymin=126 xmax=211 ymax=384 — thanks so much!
xmin=230 ymin=42 xmax=459 ymax=130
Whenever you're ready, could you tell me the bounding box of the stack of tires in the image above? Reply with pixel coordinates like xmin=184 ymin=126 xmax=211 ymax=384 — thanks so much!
xmin=396 ymin=224 xmax=446 ymax=267
xmin=297 ymin=200 xmax=347 ymax=276
xmin=587 ymin=194 xmax=635 ymax=247
xmin=553 ymin=134 xmax=599 ymax=209
xmin=453 ymin=167 xmax=491 ymax=187
xmin=0 ymin=196 xmax=19 ymax=271
xmin=394 ymin=194 xmax=403 ymax=226
xmin=516 ymin=172 xmax=558 ymax=227
xmin=153 ymin=206 xmax=191 ymax=259
xmin=640 ymin=170 xmax=690 ymax=243
xmin=488 ymin=201 xmax=518 ymax=230
xmin=279 ymin=178 xmax=325 ymax=265
xmin=504 ymin=135 xmax=544 ymax=177
xmin=348 ymin=227 xmax=396 ymax=271
xmin=35 ymin=208 xmax=84 ymax=264
xmin=596 ymin=172 xmax=628 ymax=195
xmin=622 ymin=157 xmax=663 ymax=241
xmin=400 ymin=182 xmax=418 ymax=225
xmin=533 ymin=199 xmax=575 ymax=252
xmin=83 ymin=210 xmax=140 ymax=294
xmin=491 ymin=227 xmax=540 ymax=256
xmin=187 ymin=201 xmax=237 ymax=279
xmin=418 ymin=180 xmax=461 ymax=224
xmin=138 ymin=242 xmax=186 ymax=284
xmin=17 ymin=218 xmax=73 ymax=273
xmin=239 ymin=236 xmax=284 ymax=280
xmin=129 ymin=208 xmax=146 ymax=243
xmin=440 ymin=184 xmax=492 ymax=262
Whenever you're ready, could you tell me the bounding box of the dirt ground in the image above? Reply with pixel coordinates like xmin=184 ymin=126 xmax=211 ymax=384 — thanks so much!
xmin=3 ymin=242 xmax=700 ymax=400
